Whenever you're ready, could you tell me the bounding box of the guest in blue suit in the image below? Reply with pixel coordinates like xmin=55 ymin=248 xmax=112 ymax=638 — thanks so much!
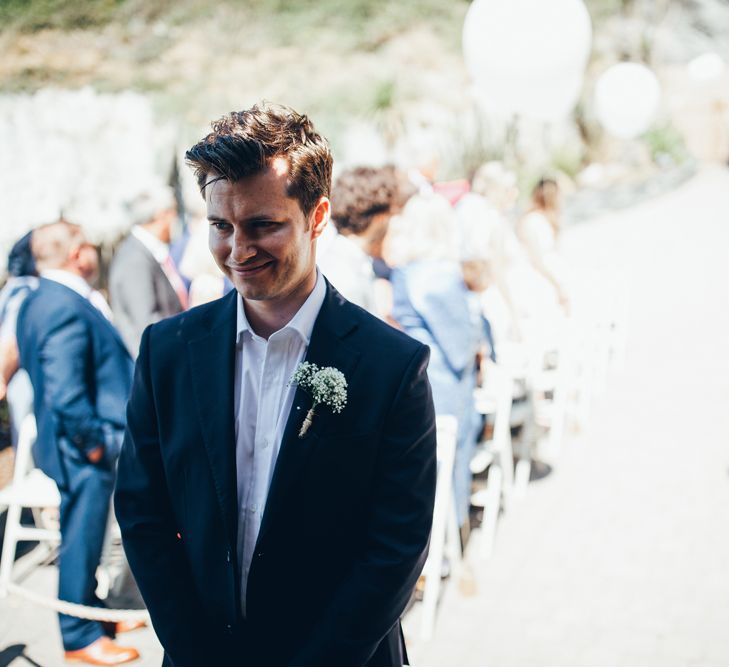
xmin=17 ymin=220 xmax=139 ymax=665
xmin=386 ymin=194 xmax=481 ymax=530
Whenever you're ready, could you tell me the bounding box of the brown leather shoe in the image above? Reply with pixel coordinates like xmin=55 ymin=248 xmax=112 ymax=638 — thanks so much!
xmin=101 ymin=620 xmax=147 ymax=636
xmin=115 ymin=620 xmax=146 ymax=634
xmin=64 ymin=636 xmax=139 ymax=665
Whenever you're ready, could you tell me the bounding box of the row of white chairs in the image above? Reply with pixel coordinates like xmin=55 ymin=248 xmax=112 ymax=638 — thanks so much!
xmin=415 ymin=272 xmax=630 ymax=641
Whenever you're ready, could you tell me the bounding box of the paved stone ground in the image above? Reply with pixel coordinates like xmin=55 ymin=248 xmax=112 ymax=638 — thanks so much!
xmin=403 ymin=166 xmax=729 ymax=667
xmin=2 ymin=167 xmax=729 ymax=666
xmin=0 ymin=565 xmax=163 ymax=665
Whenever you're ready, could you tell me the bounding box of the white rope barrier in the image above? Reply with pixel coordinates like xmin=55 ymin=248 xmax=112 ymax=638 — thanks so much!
xmin=6 ymin=583 xmax=150 ymax=623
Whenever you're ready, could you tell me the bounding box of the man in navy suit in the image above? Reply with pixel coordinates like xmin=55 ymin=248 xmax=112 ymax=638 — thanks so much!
xmin=17 ymin=221 xmax=139 ymax=665
xmin=114 ymin=103 xmax=437 ymax=666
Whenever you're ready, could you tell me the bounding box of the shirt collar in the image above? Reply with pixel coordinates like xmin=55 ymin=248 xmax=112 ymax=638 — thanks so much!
xmin=41 ymin=269 xmax=92 ymax=299
xmin=131 ymin=225 xmax=169 ymax=263
xmin=236 ymin=269 xmax=326 ymax=345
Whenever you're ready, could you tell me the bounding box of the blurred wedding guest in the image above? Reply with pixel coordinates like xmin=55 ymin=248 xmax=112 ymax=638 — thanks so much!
xmin=109 ymin=187 xmax=187 ymax=356
xmin=458 ymin=163 xmax=559 ymax=353
xmin=517 ymin=177 xmax=570 ymax=313
xmin=322 ymin=165 xmax=400 ymax=313
xmin=0 ymin=232 xmax=39 ymax=447
xmin=385 ymin=194 xmax=480 ymax=531
xmin=17 ymin=221 xmax=139 ymax=665
xmin=456 ymin=162 xmax=525 ymax=347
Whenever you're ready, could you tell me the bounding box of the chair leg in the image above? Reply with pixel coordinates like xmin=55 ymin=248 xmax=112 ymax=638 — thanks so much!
xmin=0 ymin=501 xmax=22 ymax=597
xmin=445 ymin=495 xmax=462 ymax=572
xmin=479 ymin=465 xmax=502 ymax=560
xmin=420 ymin=522 xmax=445 ymax=641
xmin=499 ymin=435 xmax=515 ymax=512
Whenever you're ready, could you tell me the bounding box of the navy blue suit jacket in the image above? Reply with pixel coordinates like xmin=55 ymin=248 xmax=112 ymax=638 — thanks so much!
xmin=114 ymin=282 xmax=437 ymax=666
xmin=17 ymin=278 xmax=133 ymax=485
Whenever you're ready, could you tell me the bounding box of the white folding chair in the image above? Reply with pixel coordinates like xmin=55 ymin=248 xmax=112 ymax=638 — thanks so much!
xmin=419 ymin=415 xmax=458 ymax=641
xmin=529 ymin=315 xmax=576 ymax=465
xmin=0 ymin=414 xmax=61 ymax=596
xmin=471 ymin=359 xmax=514 ymax=558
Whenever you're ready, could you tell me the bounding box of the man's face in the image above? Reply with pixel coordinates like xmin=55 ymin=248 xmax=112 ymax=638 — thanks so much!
xmin=74 ymin=237 xmax=100 ymax=285
xmin=157 ymin=207 xmax=177 ymax=244
xmin=206 ymin=158 xmax=327 ymax=303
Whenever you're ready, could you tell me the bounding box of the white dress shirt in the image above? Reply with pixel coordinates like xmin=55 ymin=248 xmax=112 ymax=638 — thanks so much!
xmin=235 ymin=270 xmax=326 ymax=616
xmin=41 ymin=269 xmax=114 ymax=321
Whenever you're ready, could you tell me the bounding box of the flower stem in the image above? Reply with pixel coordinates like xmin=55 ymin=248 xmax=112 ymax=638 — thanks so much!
xmin=299 ymin=405 xmax=317 ymax=438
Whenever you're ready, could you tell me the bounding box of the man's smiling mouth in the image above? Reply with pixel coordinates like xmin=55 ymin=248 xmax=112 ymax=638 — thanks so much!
xmin=231 ymin=260 xmax=274 ymax=276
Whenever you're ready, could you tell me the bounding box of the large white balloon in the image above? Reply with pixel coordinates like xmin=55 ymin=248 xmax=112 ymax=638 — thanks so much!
xmin=687 ymin=52 xmax=725 ymax=83
xmin=463 ymin=0 xmax=592 ymax=122
xmin=594 ymin=63 xmax=661 ymax=139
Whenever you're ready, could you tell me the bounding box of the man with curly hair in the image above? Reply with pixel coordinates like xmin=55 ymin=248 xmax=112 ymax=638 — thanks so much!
xmin=318 ymin=166 xmax=401 ymax=314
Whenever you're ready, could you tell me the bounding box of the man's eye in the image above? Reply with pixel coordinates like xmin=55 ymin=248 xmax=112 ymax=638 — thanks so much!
xmin=211 ymin=221 xmax=231 ymax=231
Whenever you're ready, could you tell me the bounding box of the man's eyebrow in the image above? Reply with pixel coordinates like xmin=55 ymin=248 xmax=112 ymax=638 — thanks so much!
xmin=207 ymin=215 xmax=287 ymax=223
xmin=247 ymin=215 xmax=285 ymax=223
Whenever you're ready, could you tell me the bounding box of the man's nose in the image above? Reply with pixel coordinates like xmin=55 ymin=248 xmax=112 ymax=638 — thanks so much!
xmin=230 ymin=231 xmax=257 ymax=264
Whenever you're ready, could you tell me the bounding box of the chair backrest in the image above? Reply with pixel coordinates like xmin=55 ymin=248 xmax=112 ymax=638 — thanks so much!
xmin=11 ymin=414 xmax=37 ymax=484
xmin=435 ymin=415 xmax=458 ymax=468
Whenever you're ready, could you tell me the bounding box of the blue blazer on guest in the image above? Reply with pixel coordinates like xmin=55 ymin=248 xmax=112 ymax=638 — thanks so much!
xmin=391 ymin=260 xmax=478 ymax=414
xmin=17 ymin=278 xmax=133 ymax=486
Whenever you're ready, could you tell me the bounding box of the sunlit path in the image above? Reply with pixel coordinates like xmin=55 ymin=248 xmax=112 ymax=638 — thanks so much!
xmin=405 ymin=167 xmax=729 ymax=667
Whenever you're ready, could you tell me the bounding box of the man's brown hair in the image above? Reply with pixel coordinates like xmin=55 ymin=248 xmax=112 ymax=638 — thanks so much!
xmin=185 ymin=102 xmax=333 ymax=216
xmin=330 ymin=166 xmax=400 ymax=236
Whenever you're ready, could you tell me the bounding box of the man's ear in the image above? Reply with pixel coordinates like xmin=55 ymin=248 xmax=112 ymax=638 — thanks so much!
xmin=310 ymin=196 xmax=330 ymax=239
xmin=67 ymin=243 xmax=82 ymax=267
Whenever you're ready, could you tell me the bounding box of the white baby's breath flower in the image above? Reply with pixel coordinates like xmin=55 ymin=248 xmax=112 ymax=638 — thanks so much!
xmin=290 ymin=362 xmax=348 ymax=437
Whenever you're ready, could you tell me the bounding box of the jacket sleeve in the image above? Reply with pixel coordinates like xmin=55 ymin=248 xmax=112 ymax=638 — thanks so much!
xmin=288 ymin=344 xmax=437 ymax=666
xmin=39 ymin=310 xmax=107 ymax=455
xmin=114 ymin=327 xmax=225 ymax=666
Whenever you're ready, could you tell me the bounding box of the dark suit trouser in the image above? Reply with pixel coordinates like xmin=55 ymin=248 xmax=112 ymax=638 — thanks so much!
xmin=57 ymin=452 xmax=115 ymax=651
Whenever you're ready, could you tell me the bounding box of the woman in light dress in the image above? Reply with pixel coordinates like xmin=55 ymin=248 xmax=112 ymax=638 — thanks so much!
xmin=517 ymin=177 xmax=570 ymax=314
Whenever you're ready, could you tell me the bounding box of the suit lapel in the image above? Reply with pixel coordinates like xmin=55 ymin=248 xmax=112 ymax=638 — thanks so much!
xmin=257 ymin=283 xmax=361 ymax=547
xmin=187 ymin=290 xmax=238 ymax=548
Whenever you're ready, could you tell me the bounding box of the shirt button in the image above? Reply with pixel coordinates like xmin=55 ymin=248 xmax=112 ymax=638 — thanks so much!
xmin=250 ymin=504 xmax=257 ymax=513
xmin=262 ymin=438 xmax=269 ymax=449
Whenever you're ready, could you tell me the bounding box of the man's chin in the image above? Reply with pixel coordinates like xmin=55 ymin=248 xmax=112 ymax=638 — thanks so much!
xmin=233 ymin=282 xmax=275 ymax=302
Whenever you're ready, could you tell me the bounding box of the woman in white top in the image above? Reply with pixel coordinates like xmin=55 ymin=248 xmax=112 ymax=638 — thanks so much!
xmin=517 ymin=178 xmax=570 ymax=313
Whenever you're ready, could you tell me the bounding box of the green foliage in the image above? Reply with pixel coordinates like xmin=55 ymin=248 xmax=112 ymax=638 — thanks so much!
xmin=642 ymin=124 xmax=688 ymax=165
xmin=0 ymin=0 xmax=124 ymax=31
xmin=439 ymin=112 xmax=504 ymax=181
xmin=372 ymin=78 xmax=396 ymax=113
xmin=1 ymin=0 xmax=467 ymax=52
xmin=550 ymin=145 xmax=585 ymax=180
